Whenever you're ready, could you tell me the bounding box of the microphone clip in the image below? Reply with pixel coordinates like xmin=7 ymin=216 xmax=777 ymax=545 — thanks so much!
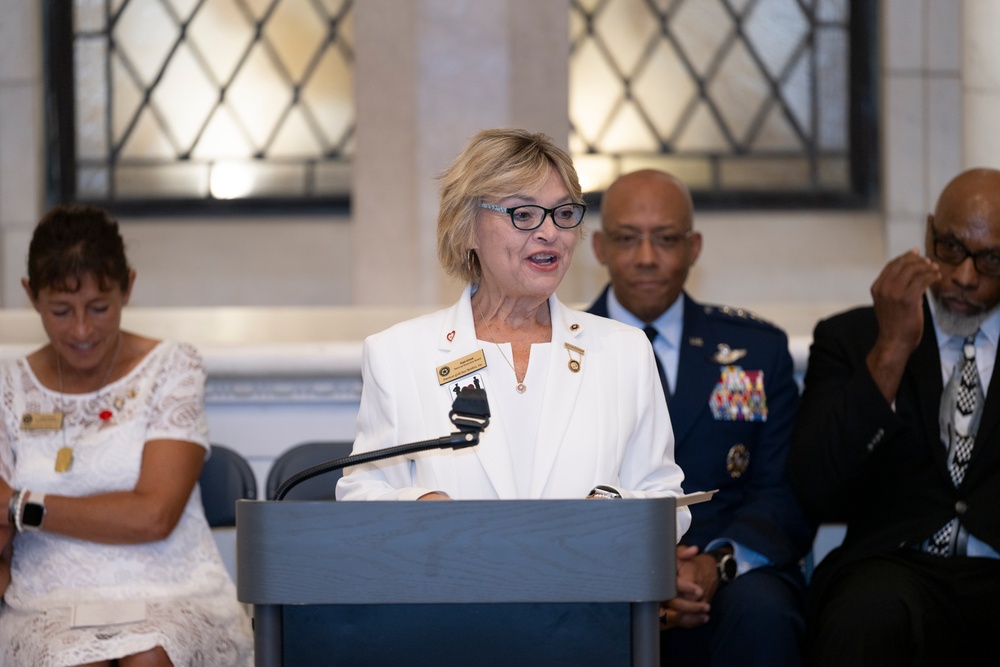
xmin=449 ymin=387 xmax=491 ymax=433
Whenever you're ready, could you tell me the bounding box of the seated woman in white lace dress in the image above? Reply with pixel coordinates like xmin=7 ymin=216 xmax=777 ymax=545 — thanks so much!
xmin=0 ymin=205 xmax=252 ymax=667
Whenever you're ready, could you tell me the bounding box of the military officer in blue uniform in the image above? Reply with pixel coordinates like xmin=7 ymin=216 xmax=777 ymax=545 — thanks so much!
xmin=588 ymin=169 xmax=815 ymax=667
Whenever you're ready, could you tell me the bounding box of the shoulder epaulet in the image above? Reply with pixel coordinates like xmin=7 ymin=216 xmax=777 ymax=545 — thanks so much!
xmin=701 ymin=304 xmax=782 ymax=332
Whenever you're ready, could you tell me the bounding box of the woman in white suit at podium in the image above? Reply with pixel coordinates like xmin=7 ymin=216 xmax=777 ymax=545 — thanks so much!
xmin=337 ymin=128 xmax=690 ymax=538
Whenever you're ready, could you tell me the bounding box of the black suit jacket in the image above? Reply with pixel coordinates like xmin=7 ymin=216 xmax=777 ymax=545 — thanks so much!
xmin=789 ymin=300 xmax=1000 ymax=585
xmin=589 ymin=287 xmax=814 ymax=568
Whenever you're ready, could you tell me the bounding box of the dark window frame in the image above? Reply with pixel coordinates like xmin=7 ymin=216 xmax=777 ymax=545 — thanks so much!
xmin=572 ymin=0 xmax=879 ymax=212
xmin=43 ymin=1 xmax=352 ymax=218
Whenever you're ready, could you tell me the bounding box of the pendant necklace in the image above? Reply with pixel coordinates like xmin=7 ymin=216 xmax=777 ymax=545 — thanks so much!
xmin=475 ymin=299 xmax=527 ymax=394
xmin=54 ymin=334 xmax=123 ymax=473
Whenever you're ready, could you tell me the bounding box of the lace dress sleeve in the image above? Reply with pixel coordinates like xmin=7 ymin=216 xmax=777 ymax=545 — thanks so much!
xmin=146 ymin=343 xmax=210 ymax=449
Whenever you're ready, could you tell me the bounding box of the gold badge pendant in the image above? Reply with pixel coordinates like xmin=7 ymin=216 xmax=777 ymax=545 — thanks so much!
xmin=55 ymin=446 xmax=74 ymax=473
xmin=565 ymin=343 xmax=585 ymax=373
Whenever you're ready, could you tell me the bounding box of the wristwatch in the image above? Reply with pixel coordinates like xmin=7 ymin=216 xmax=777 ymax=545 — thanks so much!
xmin=586 ymin=485 xmax=622 ymax=499
xmin=709 ymin=549 xmax=737 ymax=584
xmin=21 ymin=491 xmax=46 ymax=531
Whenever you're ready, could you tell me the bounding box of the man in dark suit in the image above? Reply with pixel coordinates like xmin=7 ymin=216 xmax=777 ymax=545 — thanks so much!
xmin=588 ymin=169 xmax=814 ymax=667
xmin=789 ymin=167 xmax=1000 ymax=665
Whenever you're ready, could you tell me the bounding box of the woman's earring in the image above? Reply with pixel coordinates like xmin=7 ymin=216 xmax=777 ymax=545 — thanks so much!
xmin=467 ymin=249 xmax=477 ymax=277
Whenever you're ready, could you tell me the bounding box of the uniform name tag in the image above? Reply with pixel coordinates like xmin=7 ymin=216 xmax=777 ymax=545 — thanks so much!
xmin=436 ymin=350 xmax=488 ymax=385
xmin=21 ymin=412 xmax=64 ymax=430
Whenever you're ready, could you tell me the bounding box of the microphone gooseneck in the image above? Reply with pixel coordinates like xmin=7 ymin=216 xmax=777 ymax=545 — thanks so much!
xmin=272 ymin=387 xmax=491 ymax=501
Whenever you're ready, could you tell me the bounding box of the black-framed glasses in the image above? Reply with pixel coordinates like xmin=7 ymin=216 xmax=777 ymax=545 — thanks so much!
xmin=479 ymin=202 xmax=587 ymax=231
xmin=605 ymin=229 xmax=692 ymax=251
xmin=932 ymin=232 xmax=1000 ymax=277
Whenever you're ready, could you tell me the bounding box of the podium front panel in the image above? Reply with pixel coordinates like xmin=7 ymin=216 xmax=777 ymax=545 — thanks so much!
xmin=237 ymin=498 xmax=677 ymax=605
xmin=237 ymin=498 xmax=676 ymax=666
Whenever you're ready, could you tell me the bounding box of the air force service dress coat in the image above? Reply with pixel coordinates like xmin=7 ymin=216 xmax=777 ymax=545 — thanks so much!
xmin=337 ymin=286 xmax=692 ymax=538
xmin=589 ymin=288 xmax=813 ymax=566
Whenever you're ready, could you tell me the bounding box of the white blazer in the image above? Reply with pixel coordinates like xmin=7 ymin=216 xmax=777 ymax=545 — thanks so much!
xmin=337 ymin=286 xmax=691 ymax=537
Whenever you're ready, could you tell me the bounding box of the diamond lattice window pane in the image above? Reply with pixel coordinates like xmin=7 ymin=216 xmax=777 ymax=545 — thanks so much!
xmin=708 ymin=40 xmax=771 ymax=146
xmin=266 ymin=0 xmax=328 ymax=83
xmin=187 ymin=0 xmax=256 ymax=85
xmin=301 ymin=47 xmax=354 ymax=152
xmin=570 ymin=0 xmax=871 ymax=203
xmin=594 ymin=0 xmax=658 ymax=76
xmin=570 ymin=38 xmax=624 ymax=147
xmin=64 ymin=0 xmax=354 ymax=205
xmin=752 ymin=106 xmax=804 ymax=151
xmin=165 ymin=0 xmax=200 ymax=20
xmin=151 ymin=43 xmax=220 ymax=151
xmin=602 ymin=103 xmax=660 ymax=153
xmin=191 ymin=106 xmax=256 ymax=159
xmin=227 ymin=46 xmax=294 ymax=152
xmin=632 ymin=41 xmax=697 ymax=142
xmin=120 ymin=108 xmax=179 ymax=159
xmin=114 ymin=0 xmax=179 ymax=87
xmin=268 ymin=107 xmax=324 ymax=158
xmin=670 ymin=0 xmax=734 ymax=77
xmin=744 ymin=0 xmax=809 ymax=79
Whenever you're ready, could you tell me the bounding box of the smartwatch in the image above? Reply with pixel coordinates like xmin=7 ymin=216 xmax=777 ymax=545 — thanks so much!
xmin=586 ymin=485 xmax=622 ymax=499
xmin=709 ymin=549 xmax=737 ymax=584
xmin=21 ymin=491 xmax=46 ymax=531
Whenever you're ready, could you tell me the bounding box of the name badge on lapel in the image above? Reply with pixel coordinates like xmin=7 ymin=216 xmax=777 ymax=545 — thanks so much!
xmin=709 ymin=366 xmax=767 ymax=422
xmin=436 ymin=350 xmax=487 ymax=385
xmin=22 ymin=412 xmax=64 ymax=430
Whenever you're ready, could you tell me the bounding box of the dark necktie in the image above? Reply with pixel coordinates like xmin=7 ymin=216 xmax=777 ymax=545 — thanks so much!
xmin=643 ymin=325 xmax=669 ymax=402
xmin=928 ymin=333 xmax=981 ymax=556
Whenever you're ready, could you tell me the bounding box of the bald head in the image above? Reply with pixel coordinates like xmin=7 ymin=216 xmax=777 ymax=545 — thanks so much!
xmin=933 ymin=168 xmax=1000 ymax=227
xmin=601 ymin=169 xmax=694 ymax=230
xmin=593 ymin=169 xmax=702 ymax=322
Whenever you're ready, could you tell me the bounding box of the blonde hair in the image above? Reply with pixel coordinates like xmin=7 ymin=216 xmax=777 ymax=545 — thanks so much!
xmin=437 ymin=128 xmax=584 ymax=284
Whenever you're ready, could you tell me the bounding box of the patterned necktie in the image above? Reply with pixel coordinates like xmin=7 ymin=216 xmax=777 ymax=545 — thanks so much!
xmin=643 ymin=325 xmax=669 ymax=402
xmin=928 ymin=333 xmax=982 ymax=556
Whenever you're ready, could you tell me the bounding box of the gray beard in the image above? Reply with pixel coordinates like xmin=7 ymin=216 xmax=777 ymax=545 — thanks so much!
xmin=930 ymin=292 xmax=999 ymax=337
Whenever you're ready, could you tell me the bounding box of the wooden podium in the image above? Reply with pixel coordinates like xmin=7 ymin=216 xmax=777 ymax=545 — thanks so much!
xmin=237 ymin=497 xmax=676 ymax=666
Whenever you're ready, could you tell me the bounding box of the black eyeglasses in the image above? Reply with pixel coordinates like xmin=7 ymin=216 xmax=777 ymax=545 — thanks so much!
xmin=932 ymin=232 xmax=1000 ymax=277
xmin=604 ymin=229 xmax=692 ymax=251
xmin=479 ymin=202 xmax=587 ymax=231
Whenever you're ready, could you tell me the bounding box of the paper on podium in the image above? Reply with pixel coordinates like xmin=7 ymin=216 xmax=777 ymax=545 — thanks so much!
xmin=676 ymin=489 xmax=717 ymax=508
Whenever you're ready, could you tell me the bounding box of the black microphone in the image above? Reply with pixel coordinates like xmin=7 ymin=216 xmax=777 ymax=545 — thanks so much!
xmin=272 ymin=387 xmax=491 ymax=500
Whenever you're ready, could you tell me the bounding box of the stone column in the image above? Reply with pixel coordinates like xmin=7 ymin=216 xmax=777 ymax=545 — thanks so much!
xmin=962 ymin=0 xmax=1000 ymax=169
xmin=0 ymin=1 xmax=44 ymax=306
xmin=352 ymin=0 xmax=569 ymax=306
